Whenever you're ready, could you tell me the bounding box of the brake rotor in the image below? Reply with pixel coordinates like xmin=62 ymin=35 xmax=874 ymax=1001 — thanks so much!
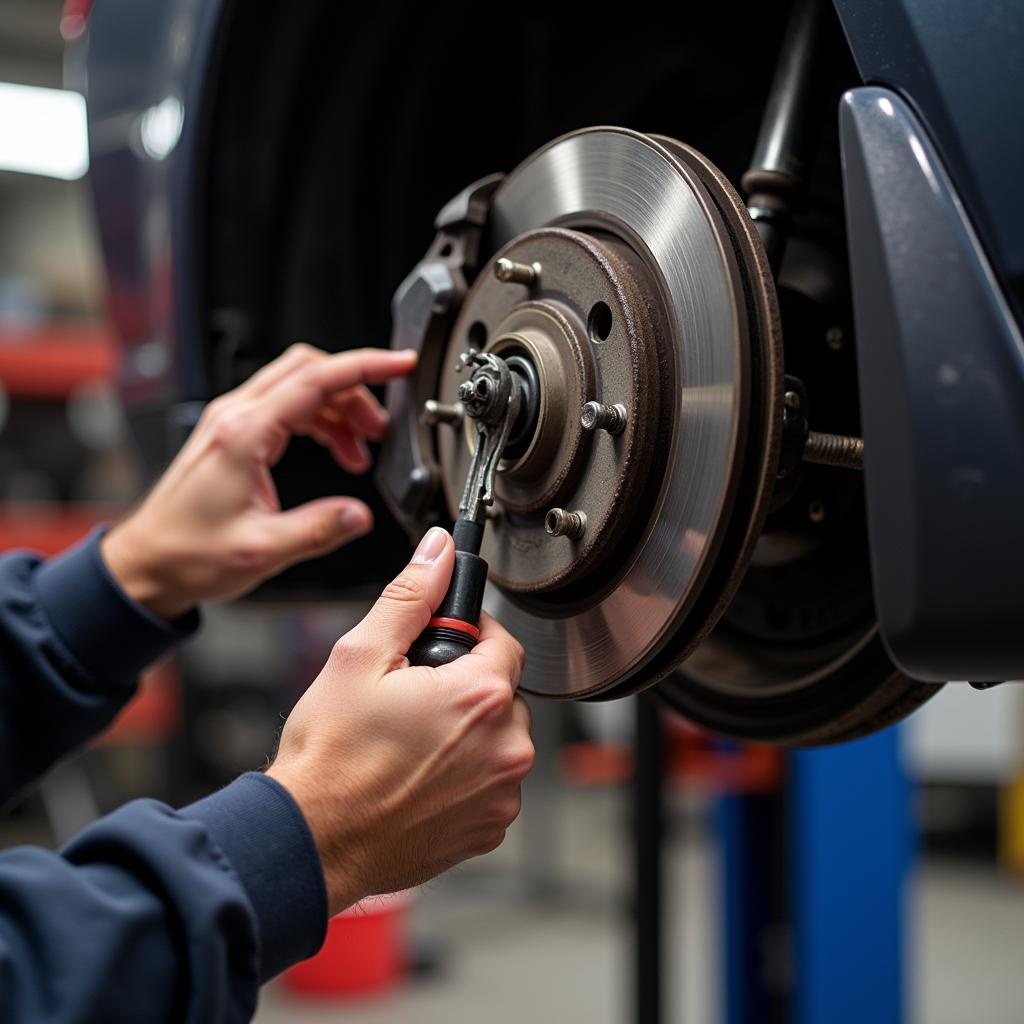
xmin=433 ymin=127 xmax=782 ymax=699
xmin=383 ymin=125 xmax=940 ymax=743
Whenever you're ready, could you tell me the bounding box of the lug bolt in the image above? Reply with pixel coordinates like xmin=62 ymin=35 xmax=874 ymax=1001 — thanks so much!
xmin=494 ymin=257 xmax=541 ymax=286
xmin=544 ymin=508 xmax=587 ymax=540
xmin=784 ymin=390 xmax=802 ymax=411
xmin=421 ymin=400 xmax=463 ymax=427
xmin=581 ymin=401 xmax=627 ymax=435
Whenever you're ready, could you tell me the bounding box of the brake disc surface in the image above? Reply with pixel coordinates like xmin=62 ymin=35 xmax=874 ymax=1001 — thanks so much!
xmin=430 ymin=128 xmax=781 ymax=699
xmin=381 ymin=126 xmax=941 ymax=742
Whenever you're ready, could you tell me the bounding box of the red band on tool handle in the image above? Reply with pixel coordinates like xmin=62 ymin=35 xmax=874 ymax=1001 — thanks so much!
xmin=427 ymin=616 xmax=481 ymax=640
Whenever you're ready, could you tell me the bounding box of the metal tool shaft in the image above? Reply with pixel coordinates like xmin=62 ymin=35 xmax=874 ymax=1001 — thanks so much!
xmin=408 ymin=351 xmax=521 ymax=667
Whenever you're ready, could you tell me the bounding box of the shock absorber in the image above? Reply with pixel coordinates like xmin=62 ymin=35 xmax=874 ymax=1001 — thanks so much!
xmin=742 ymin=0 xmax=828 ymax=275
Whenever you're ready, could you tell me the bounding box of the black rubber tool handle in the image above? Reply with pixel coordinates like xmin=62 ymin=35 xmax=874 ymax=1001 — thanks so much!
xmin=408 ymin=520 xmax=488 ymax=667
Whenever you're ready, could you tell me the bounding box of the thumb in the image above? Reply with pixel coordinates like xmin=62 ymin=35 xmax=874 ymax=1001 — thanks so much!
xmin=264 ymin=497 xmax=373 ymax=569
xmin=346 ymin=527 xmax=454 ymax=669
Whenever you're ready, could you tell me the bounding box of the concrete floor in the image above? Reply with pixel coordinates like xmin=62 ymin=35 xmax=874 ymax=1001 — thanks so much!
xmin=253 ymin=786 xmax=1024 ymax=1024
xmin=915 ymin=861 xmax=1024 ymax=1024
xmin=256 ymin=786 xmax=709 ymax=1024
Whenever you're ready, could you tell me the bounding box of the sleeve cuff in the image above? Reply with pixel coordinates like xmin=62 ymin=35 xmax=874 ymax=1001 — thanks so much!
xmin=182 ymin=772 xmax=328 ymax=981
xmin=34 ymin=527 xmax=199 ymax=685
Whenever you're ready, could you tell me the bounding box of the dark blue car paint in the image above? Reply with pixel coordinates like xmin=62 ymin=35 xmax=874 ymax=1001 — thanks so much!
xmin=834 ymin=0 xmax=1024 ymax=320
xmin=85 ymin=0 xmax=225 ymax=417
xmin=842 ymin=87 xmax=1024 ymax=681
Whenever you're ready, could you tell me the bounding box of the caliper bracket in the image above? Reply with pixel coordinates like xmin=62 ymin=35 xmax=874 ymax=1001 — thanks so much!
xmin=375 ymin=174 xmax=503 ymax=540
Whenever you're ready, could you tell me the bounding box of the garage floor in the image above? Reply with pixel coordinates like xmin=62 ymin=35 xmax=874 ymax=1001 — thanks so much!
xmin=253 ymin=787 xmax=1024 ymax=1024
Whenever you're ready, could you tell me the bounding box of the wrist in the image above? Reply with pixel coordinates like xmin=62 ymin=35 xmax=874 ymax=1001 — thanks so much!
xmin=101 ymin=519 xmax=195 ymax=622
xmin=266 ymin=760 xmax=366 ymax=915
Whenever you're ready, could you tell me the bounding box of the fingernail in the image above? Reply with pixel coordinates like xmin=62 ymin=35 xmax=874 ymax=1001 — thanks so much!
xmin=340 ymin=507 xmax=370 ymax=533
xmin=412 ymin=526 xmax=448 ymax=564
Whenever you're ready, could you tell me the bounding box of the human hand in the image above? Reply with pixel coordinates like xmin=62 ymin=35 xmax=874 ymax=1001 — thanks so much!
xmin=266 ymin=527 xmax=534 ymax=914
xmin=102 ymin=343 xmax=416 ymax=619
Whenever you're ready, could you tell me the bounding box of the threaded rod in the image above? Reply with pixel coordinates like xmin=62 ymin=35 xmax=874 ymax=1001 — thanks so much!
xmin=802 ymin=431 xmax=864 ymax=470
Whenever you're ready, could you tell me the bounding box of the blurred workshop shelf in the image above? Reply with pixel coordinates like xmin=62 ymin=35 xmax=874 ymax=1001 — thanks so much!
xmin=0 ymin=322 xmax=116 ymax=397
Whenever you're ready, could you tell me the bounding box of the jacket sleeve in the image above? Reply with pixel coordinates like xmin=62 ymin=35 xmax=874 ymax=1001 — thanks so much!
xmin=0 ymin=772 xmax=328 ymax=1023
xmin=0 ymin=529 xmax=198 ymax=802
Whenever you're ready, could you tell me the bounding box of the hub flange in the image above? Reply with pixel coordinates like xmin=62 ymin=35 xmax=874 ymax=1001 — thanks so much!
xmin=438 ymin=227 xmax=662 ymax=594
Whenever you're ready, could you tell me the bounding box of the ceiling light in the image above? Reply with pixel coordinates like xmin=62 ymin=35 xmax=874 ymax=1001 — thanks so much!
xmin=0 ymin=82 xmax=89 ymax=180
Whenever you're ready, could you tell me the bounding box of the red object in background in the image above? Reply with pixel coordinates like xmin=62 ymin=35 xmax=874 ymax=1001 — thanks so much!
xmin=283 ymin=896 xmax=409 ymax=999
xmin=559 ymin=739 xmax=635 ymax=785
xmin=559 ymin=714 xmax=784 ymax=796
xmin=664 ymin=718 xmax=784 ymax=795
xmin=98 ymin=660 xmax=181 ymax=746
xmin=0 ymin=506 xmax=112 ymax=556
xmin=61 ymin=0 xmax=93 ymax=40
xmin=0 ymin=325 xmax=116 ymax=398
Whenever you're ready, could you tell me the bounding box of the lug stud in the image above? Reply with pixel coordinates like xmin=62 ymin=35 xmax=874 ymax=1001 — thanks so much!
xmin=544 ymin=508 xmax=587 ymax=540
xmin=580 ymin=401 xmax=627 ymax=435
xmin=421 ymin=400 xmax=463 ymax=427
xmin=494 ymin=257 xmax=541 ymax=286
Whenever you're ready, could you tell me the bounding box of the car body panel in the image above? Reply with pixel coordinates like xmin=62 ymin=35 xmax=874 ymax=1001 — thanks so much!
xmin=842 ymin=87 xmax=1024 ymax=681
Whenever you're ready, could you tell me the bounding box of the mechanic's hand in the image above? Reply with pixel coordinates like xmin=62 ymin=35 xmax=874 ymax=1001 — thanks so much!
xmin=102 ymin=343 xmax=417 ymax=620
xmin=267 ymin=527 xmax=534 ymax=914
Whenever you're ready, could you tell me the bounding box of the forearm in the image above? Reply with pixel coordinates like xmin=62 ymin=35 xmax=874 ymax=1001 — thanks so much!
xmin=0 ymin=530 xmax=197 ymax=802
xmin=0 ymin=345 xmax=414 ymax=799
xmin=0 ymin=774 xmax=326 ymax=1023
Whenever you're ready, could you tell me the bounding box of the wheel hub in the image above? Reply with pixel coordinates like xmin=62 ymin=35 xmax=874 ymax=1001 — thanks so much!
xmin=439 ymin=226 xmax=663 ymax=596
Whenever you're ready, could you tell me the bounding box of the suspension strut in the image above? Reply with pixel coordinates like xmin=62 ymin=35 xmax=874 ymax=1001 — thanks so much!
xmin=742 ymin=0 xmax=829 ymax=275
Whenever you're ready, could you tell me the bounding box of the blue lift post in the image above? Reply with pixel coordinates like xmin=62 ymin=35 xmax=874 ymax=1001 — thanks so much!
xmin=719 ymin=725 xmax=912 ymax=1024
